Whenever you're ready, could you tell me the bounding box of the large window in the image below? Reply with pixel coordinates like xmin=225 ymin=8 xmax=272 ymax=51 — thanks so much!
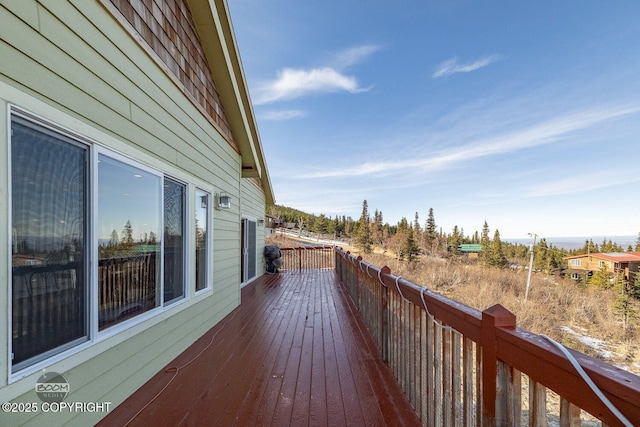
xmin=11 ymin=117 xmax=89 ymax=370
xmin=9 ymin=113 xmax=204 ymax=373
xmin=97 ymin=154 xmax=162 ymax=329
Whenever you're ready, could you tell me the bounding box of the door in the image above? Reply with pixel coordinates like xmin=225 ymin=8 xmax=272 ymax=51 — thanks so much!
xmin=242 ymin=218 xmax=257 ymax=283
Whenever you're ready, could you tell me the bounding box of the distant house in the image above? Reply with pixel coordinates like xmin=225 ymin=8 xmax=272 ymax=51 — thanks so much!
xmin=2 ymin=0 xmax=273 ymax=424
xmin=563 ymin=252 xmax=640 ymax=282
xmin=458 ymin=243 xmax=483 ymax=259
xmin=265 ymin=214 xmax=282 ymax=232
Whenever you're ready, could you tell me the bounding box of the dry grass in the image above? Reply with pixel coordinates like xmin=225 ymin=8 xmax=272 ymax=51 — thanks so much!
xmin=265 ymin=233 xmax=312 ymax=248
xmin=266 ymin=236 xmax=640 ymax=374
xmin=360 ymin=251 xmax=640 ymax=375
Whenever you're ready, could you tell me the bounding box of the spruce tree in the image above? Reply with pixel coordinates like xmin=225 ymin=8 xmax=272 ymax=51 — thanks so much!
xmin=613 ymin=273 xmax=640 ymax=336
xmin=355 ymin=200 xmax=373 ymax=253
xmin=405 ymin=228 xmax=420 ymax=262
xmin=122 ymin=220 xmax=134 ymax=246
xmin=533 ymin=238 xmax=551 ymax=273
xmin=315 ymin=214 xmax=328 ymax=234
xmin=371 ymin=210 xmax=384 ymax=247
xmin=590 ymin=264 xmax=612 ymax=289
xmin=449 ymin=225 xmax=462 ymax=254
xmin=109 ymin=229 xmax=119 ymax=247
xmin=424 ymin=208 xmax=437 ymax=254
xmin=479 ymin=221 xmax=491 ymax=266
xmin=489 ymin=229 xmax=509 ymax=268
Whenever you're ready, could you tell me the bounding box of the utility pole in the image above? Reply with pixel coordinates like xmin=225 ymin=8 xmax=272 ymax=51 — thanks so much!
xmin=525 ymin=233 xmax=537 ymax=303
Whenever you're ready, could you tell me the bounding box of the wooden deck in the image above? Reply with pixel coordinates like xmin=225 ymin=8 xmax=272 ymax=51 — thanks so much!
xmin=99 ymin=270 xmax=421 ymax=426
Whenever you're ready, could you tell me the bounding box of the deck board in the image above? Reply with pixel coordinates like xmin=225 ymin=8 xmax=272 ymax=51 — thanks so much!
xmin=98 ymin=270 xmax=421 ymax=426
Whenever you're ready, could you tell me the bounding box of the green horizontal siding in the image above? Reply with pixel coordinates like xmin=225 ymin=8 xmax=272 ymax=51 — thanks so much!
xmin=0 ymin=0 xmax=265 ymax=424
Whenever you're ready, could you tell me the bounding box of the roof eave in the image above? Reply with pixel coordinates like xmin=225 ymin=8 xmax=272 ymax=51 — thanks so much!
xmin=186 ymin=0 xmax=275 ymax=205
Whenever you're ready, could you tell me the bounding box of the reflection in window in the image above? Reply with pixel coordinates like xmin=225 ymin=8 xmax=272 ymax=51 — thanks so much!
xmin=164 ymin=178 xmax=186 ymax=304
xmin=98 ymin=154 xmax=161 ymax=329
xmin=11 ymin=118 xmax=89 ymax=371
xmin=195 ymin=189 xmax=209 ymax=291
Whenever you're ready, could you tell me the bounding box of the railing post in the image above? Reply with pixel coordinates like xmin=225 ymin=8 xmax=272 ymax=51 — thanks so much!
xmin=380 ymin=265 xmax=391 ymax=362
xmin=481 ymin=304 xmax=516 ymax=427
xmin=356 ymin=256 xmax=363 ymax=309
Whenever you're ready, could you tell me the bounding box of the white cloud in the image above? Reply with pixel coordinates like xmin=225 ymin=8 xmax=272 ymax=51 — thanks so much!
xmin=527 ymin=173 xmax=640 ymax=198
xmin=252 ymin=45 xmax=380 ymax=105
xmin=433 ymin=55 xmax=500 ymax=78
xmin=258 ymin=110 xmax=308 ymax=121
xmin=297 ymin=104 xmax=640 ymax=179
xmin=253 ymin=67 xmax=370 ymax=104
xmin=332 ymin=45 xmax=382 ymax=69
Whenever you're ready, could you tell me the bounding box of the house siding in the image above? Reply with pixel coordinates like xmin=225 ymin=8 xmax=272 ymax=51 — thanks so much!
xmin=565 ymin=253 xmax=640 ymax=283
xmin=0 ymin=0 xmax=265 ymax=425
xmin=103 ymin=0 xmax=235 ymax=143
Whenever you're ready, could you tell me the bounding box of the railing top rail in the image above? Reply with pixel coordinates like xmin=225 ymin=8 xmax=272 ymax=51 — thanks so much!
xmin=334 ymin=246 xmax=640 ymax=425
xmin=336 ymin=247 xmax=483 ymax=339
xmin=279 ymin=246 xmax=335 ymax=251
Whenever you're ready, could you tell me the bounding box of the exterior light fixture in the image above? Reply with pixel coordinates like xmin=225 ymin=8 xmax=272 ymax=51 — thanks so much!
xmin=258 ymin=219 xmax=265 ymax=226
xmin=216 ymin=192 xmax=231 ymax=210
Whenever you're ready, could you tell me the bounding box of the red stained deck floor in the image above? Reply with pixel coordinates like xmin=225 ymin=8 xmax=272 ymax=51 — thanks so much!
xmin=99 ymin=270 xmax=421 ymax=426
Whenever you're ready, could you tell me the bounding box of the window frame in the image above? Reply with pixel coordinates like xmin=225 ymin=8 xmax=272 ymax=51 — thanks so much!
xmin=163 ymin=176 xmax=189 ymax=306
xmin=241 ymin=217 xmax=258 ymax=285
xmin=9 ymin=112 xmax=93 ymax=373
xmin=7 ymin=107 xmax=215 ymax=380
xmin=194 ymin=188 xmax=213 ymax=294
xmin=94 ymin=147 xmax=164 ymax=335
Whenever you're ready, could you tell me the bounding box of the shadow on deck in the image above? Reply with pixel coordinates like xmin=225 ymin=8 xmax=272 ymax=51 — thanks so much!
xmin=99 ymin=270 xmax=421 ymax=426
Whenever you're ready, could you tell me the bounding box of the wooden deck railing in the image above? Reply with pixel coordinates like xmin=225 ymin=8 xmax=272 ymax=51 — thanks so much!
xmin=333 ymin=247 xmax=640 ymax=427
xmin=279 ymin=246 xmax=335 ymax=271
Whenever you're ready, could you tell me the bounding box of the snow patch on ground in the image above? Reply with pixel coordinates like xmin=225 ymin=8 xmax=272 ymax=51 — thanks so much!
xmin=560 ymin=326 xmax=613 ymax=360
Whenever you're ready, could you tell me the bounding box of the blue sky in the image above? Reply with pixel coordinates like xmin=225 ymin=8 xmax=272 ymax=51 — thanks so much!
xmin=228 ymin=1 xmax=640 ymax=239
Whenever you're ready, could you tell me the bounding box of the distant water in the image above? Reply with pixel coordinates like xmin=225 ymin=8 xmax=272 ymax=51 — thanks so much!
xmin=505 ymin=235 xmax=638 ymax=251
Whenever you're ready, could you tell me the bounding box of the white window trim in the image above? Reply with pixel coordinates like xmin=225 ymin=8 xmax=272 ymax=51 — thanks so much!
xmin=194 ymin=188 xmax=213 ymax=295
xmin=93 ymin=147 xmax=165 ymax=339
xmin=162 ymin=175 xmax=190 ymax=307
xmin=9 ymin=109 xmax=95 ymax=378
xmin=6 ymin=105 xmax=217 ymax=385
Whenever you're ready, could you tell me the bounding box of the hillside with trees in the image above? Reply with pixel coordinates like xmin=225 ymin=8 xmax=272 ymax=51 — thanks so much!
xmin=267 ymin=201 xmax=640 ymax=374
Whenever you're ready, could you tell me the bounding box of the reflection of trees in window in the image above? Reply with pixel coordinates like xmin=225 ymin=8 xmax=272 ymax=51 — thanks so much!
xmin=196 ymin=219 xmax=206 ymax=245
xmin=109 ymin=230 xmax=119 ymax=246
xmin=122 ymin=220 xmax=134 ymax=246
xmin=99 ymin=221 xmax=158 ymax=259
xmin=97 ymin=154 xmax=161 ymax=329
xmin=164 ymin=178 xmax=186 ymax=304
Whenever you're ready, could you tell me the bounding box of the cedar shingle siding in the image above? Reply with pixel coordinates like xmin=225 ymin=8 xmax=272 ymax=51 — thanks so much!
xmin=108 ymin=0 xmax=234 ymax=142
